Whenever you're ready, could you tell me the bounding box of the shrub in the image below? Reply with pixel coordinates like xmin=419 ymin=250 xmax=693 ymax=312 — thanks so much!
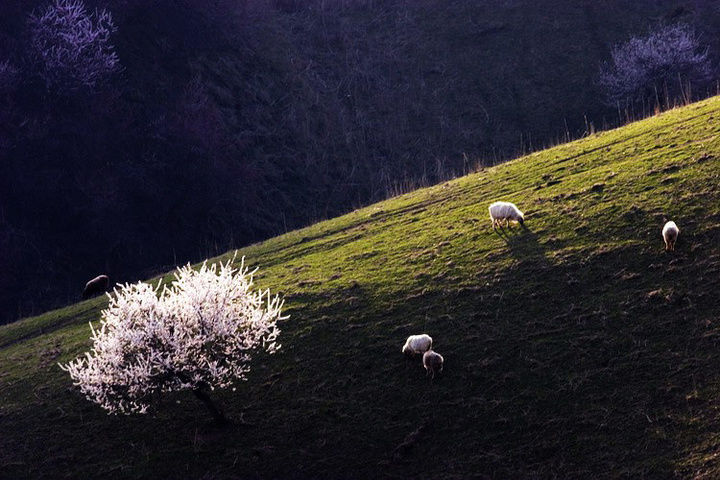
xmin=599 ymin=24 xmax=712 ymax=107
xmin=0 ymin=60 xmax=19 ymax=94
xmin=60 ymin=256 xmax=284 ymax=422
xmin=28 ymin=0 xmax=121 ymax=93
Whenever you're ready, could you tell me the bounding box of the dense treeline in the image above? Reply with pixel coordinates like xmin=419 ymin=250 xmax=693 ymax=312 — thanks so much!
xmin=1 ymin=0 xmax=719 ymax=323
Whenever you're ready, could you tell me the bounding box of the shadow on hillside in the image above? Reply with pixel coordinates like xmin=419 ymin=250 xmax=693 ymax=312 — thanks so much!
xmin=386 ymin=238 xmax=720 ymax=478
xmin=6 ymin=217 xmax=720 ymax=479
xmin=495 ymin=225 xmax=549 ymax=264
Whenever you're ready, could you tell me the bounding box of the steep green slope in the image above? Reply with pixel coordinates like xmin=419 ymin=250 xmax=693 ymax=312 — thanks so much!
xmin=3 ymin=98 xmax=720 ymax=479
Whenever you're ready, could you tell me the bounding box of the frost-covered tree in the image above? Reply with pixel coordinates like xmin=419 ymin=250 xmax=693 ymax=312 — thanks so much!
xmin=60 ymin=256 xmax=284 ymax=423
xmin=28 ymin=0 xmax=121 ymax=93
xmin=599 ymin=24 xmax=712 ymax=106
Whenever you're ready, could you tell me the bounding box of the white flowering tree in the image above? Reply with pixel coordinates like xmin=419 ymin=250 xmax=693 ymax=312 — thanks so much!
xmin=60 ymin=256 xmax=284 ymax=423
xmin=599 ymin=24 xmax=712 ymax=107
xmin=28 ymin=0 xmax=121 ymax=93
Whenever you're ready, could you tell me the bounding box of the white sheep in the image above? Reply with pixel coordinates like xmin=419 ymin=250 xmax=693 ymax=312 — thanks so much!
xmin=662 ymin=221 xmax=680 ymax=252
xmin=423 ymin=350 xmax=444 ymax=378
xmin=489 ymin=201 xmax=524 ymax=229
xmin=402 ymin=334 xmax=432 ymax=355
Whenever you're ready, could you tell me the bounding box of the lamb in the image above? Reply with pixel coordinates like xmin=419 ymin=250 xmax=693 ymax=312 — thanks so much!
xmin=662 ymin=221 xmax=680 ymax=252
xmin=402 ymin=334 xmax=432 ymax=355
xmin=422 ymin=350 xmax=444 ymax=378
xmin=489 ymin=201 xmax=524 ymax=229
xmin=82 ymin=274 xmax=110 ymax=299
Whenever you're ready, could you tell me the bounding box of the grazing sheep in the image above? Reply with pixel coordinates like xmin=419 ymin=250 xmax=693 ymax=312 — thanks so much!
xmin=489 ymin=201 xmax=524 ymax=229
xmin=662 ymin=221 xmax=680 ymax=252
xmin=423 ymin=350 xmax=444 ymax=378
xmin=402 ymin=334 xmax=432 ymax=355
xmin=82 ymin=274 xmax=110 ymax=299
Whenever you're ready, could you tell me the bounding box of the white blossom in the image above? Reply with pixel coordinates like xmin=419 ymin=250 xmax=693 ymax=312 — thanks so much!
xmin=60 ymin=255 xmax=284 ymax=415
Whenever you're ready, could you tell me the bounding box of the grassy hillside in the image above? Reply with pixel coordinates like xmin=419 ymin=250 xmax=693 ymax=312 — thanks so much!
xmin=5 ymin=0 xmax=719 ymax=325
xmin=3 ymin=97 xmax=720 ymax=479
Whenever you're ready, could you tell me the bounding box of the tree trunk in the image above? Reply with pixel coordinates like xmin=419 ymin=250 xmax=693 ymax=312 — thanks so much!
xmin=193 ymin=387 xmax=227 ymax=425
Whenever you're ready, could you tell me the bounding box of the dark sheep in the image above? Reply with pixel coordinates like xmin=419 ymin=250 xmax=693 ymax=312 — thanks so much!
xmin=82 ymin=274 xmax=110 ymax=299
xmin=422 ymin=350 xmax=444 ymax=379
